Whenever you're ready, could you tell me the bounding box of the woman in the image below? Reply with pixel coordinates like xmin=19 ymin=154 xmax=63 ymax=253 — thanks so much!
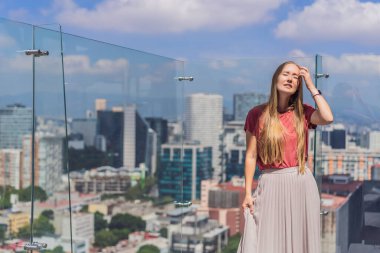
xmin=237 ymin=61 xmax=333 ymax=253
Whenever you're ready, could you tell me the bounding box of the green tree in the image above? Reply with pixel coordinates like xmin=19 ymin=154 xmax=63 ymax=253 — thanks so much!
xmin=43 ymin=246 xmax=64 ymax=253
xmin=94 ymin=230 xmax=118 ymax=248
xmin=0 ymin=186 xmax=16 ymax=210
xmin=80 ymin=205 xmax=88 ymax=212
xmin=0 ymin=225 xmax=6 ymax=243
xmin=17 ymin=215 xmax=55 ymax=238
xmin=68 ymin=147 xmax=111 ymax=170
xmin=34 ymin=215 xmax=55 ymax=237
xmin=18 ymin=186 xmax=47 ymax=202
xmin=16 ymin=225 xmax=30 ymax=239
xmin=109 ymin=213 xmax=145 ymax=231
xmin=159 ymin=227 xmax=167 ymax=238
xmin=111 ymin=228 xmax=130 ymax=241
xmin=94 ymin=212 xmax=108 ymax=232
xmin=125 ymin=176 xmax=156 ymax=201
xmin=0 ymin=197 xmax=11 ymax=210
xmin=40 ymin=209 xmax=54 ymax=220
xmin=137 ymin=244 xmax=160 ymax=253
xmin=222 ymin=233 xmax=241 ymax=253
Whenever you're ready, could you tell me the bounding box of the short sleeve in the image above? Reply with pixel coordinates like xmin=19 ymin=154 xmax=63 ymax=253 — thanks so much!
xmin=244 ymin=108 xmax=259 ymax=135
xmin=303 ymin=103 xmax=317 ymax=129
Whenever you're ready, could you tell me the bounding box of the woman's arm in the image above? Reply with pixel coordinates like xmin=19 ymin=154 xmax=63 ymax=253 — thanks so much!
xmin=242 ymin=130 xmax=257 ymax=213
xmin=300 ymin=66 xmax=334 ymax=125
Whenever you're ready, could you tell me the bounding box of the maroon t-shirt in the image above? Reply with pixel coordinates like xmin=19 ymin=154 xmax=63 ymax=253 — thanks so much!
xmin=244 ymin=103 xmax=316 ymax=170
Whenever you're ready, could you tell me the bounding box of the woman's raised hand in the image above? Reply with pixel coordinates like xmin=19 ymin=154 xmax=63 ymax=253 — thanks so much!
xmin=299 ymin=66 xmax=316 ymax=91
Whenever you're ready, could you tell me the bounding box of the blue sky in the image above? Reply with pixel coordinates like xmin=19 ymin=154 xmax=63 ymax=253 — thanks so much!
xmin=0 ymin=0 xmax=379 ymax=60
xmin=1 ymin=0 xmax=380 ymax=124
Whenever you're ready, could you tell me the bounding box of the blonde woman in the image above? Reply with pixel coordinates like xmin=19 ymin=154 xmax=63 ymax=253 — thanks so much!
xmin=237 ymin=61 xmax=333 ymax=253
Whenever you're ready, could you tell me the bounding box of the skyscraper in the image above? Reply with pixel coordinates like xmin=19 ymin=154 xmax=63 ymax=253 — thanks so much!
xmin=95 ymin=98 xmax=107 ymax=111
xmin=185 ymin=93 xmax=223 ymax=181
xmin=0 ymin=149 xmax=22 ymax=189
xmin=233 ymin=92 xmax=268 ymax=121
xmin=71 ymin=118 xmax=97 ymax=147
xmin=97 ymin=109 xmax=124 ymax=167
xmin=0 ymin=104 xmax=32 ymax=149
xmin=159 ymin=142 xmax=212 ymax=201
xmin=97 ymin=104 xmax=156 ymax=173
xmin=21 ymin=133 xmax=64 ymax=195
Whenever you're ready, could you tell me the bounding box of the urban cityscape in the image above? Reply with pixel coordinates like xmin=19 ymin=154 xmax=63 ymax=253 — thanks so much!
xmin=1 ymin=87 xmax=380 ymax=252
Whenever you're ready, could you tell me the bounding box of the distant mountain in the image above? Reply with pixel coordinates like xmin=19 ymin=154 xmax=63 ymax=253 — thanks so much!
xmin=328 ymin=82 xmax=380 ymax=125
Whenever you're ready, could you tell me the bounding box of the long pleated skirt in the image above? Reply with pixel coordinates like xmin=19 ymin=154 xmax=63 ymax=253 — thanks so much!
xmin=237 ymin=166 xmax=321 ymax=253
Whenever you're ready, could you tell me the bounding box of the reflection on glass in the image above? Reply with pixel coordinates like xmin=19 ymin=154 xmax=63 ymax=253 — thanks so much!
xmin=318 ymin=55 xmax=380 ymax=253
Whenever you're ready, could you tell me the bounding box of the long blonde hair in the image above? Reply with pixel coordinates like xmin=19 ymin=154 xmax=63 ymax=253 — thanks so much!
xmin=258 ymin=61 xmax=307 ymax=174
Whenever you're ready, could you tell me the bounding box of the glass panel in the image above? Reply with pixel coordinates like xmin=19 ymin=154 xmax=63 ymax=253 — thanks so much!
xmin=33 ymin=25 xmax=68 ymax=250
xmin=0 ymin=18 xmax=34 ymax=251
xmin=1 ymin=17 xmax=184 ymax=252
xmin=61 ymin=32 xmax=183 ymax=252
xmin=320 ymin=54 xmax=380 ymax=253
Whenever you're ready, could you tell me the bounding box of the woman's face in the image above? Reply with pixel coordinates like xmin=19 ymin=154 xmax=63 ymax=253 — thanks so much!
xmin=276 ymin=63 xmax=300 ymax=96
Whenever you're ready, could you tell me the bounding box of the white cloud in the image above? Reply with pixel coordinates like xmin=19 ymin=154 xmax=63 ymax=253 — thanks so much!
xmin=0 ymin=34 xmax=16 ymax=47
xmin=64 ymin=55 xmax=129 ymax=75
xmin=50 ymin=0 xmax=287 ymax=34
xmin=275 ymin=0 xmax=380 ymax=44
xmin=227 ymin=76 xmax=251 ymax=85
xmin=0 ymin=54 xmax=129 ymax=76
xmin=209 ymin=59 xmax=239 ymax=70
xmin=323 ymin=53 xmax=380 ymax=75
xmin=288 ymin=49 xmax=307 ymax=58
xmin=8 ymin=8 xmax=29 ymax=20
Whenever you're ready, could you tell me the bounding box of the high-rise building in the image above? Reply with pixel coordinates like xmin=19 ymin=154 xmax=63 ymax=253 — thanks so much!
xmin=320 ymin=145 xmax=380 ymax=180
xmin=371 ymin=164 xmax=380 ymax=180
xmin=233 ymin=92 xmax=268 ymax=121
xmin=145 ymin=117 xmax=168 ymax=145
xmin=60 ymin=212 xmax=94 ymax=251
xmin=322 ymin=124 xmax=346 ymax=149
xmin=123 ymin=105 xmax=156 ymax=174
xmin=21 ymin=134 xmax=64 ymax=195
xmin=71 ymin=118 xmax=97 ymax=147
xmin=320 ymin=175 xmax=363 ymax=253
xmin=0 ymin=149 xmax=22 ymax=189
xmin=221 ymin=121 xmax=246 ymax=181
xmin=97 ymin=109 xmax=124 ymax=167
xmin=331 ymin=128 xmax=346 ymax=149
xmin=185 ymin=93 xmax=223 ymax=181
xmin=145 ymin=117 xmax=168 ymax=175
xmin=368 ymin=131 xmax=380 ymax=151
xmin=97 ymin=104 xmax=156 ymax=172
xmin=0 ymin=104 xmax=32 ymax=149
xmin=159 ymin=141 xmax=213 ymax=201
xmin=95 ymin=98 xmax=107 ymax=111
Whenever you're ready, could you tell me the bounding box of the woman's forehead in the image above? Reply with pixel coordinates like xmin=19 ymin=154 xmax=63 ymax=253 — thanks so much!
xmin=282 ymin=63 xmax=299 ymax=73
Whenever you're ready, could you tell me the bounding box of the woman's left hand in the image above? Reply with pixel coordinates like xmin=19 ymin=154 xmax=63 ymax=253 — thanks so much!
xmin=299 ymin=66 xmax=316 ymax=91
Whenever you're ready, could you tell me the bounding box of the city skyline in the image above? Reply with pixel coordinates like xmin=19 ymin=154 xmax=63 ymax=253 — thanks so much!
xmin=1 ymin=2 xmax=380 ymax=251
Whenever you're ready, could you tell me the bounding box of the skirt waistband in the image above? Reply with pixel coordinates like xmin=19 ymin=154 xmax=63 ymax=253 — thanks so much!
xmin=261 ymin=166 xmax=303 ymax=174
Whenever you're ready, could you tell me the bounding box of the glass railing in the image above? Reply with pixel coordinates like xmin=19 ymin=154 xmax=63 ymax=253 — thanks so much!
xmin=1 ymin=16 xmax=379 ymax=253
xmin=319 ymin=54 xmax=380 ymax=253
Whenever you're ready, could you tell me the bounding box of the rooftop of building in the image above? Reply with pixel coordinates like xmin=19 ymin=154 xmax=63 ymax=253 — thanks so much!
xmin=348 ymin=243 xmax=380 ymax=253
xmin=219 ymin=177 xmax=259 ymax=191
xmin=321 ymin=193 xmax=348 ymax=211
xmin=322 ymin=174 xmax=363 ymax=197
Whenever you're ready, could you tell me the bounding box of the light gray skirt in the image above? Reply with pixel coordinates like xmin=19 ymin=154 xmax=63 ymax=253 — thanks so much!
xmin=237 ymin=166 xmax=321 ymax=253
